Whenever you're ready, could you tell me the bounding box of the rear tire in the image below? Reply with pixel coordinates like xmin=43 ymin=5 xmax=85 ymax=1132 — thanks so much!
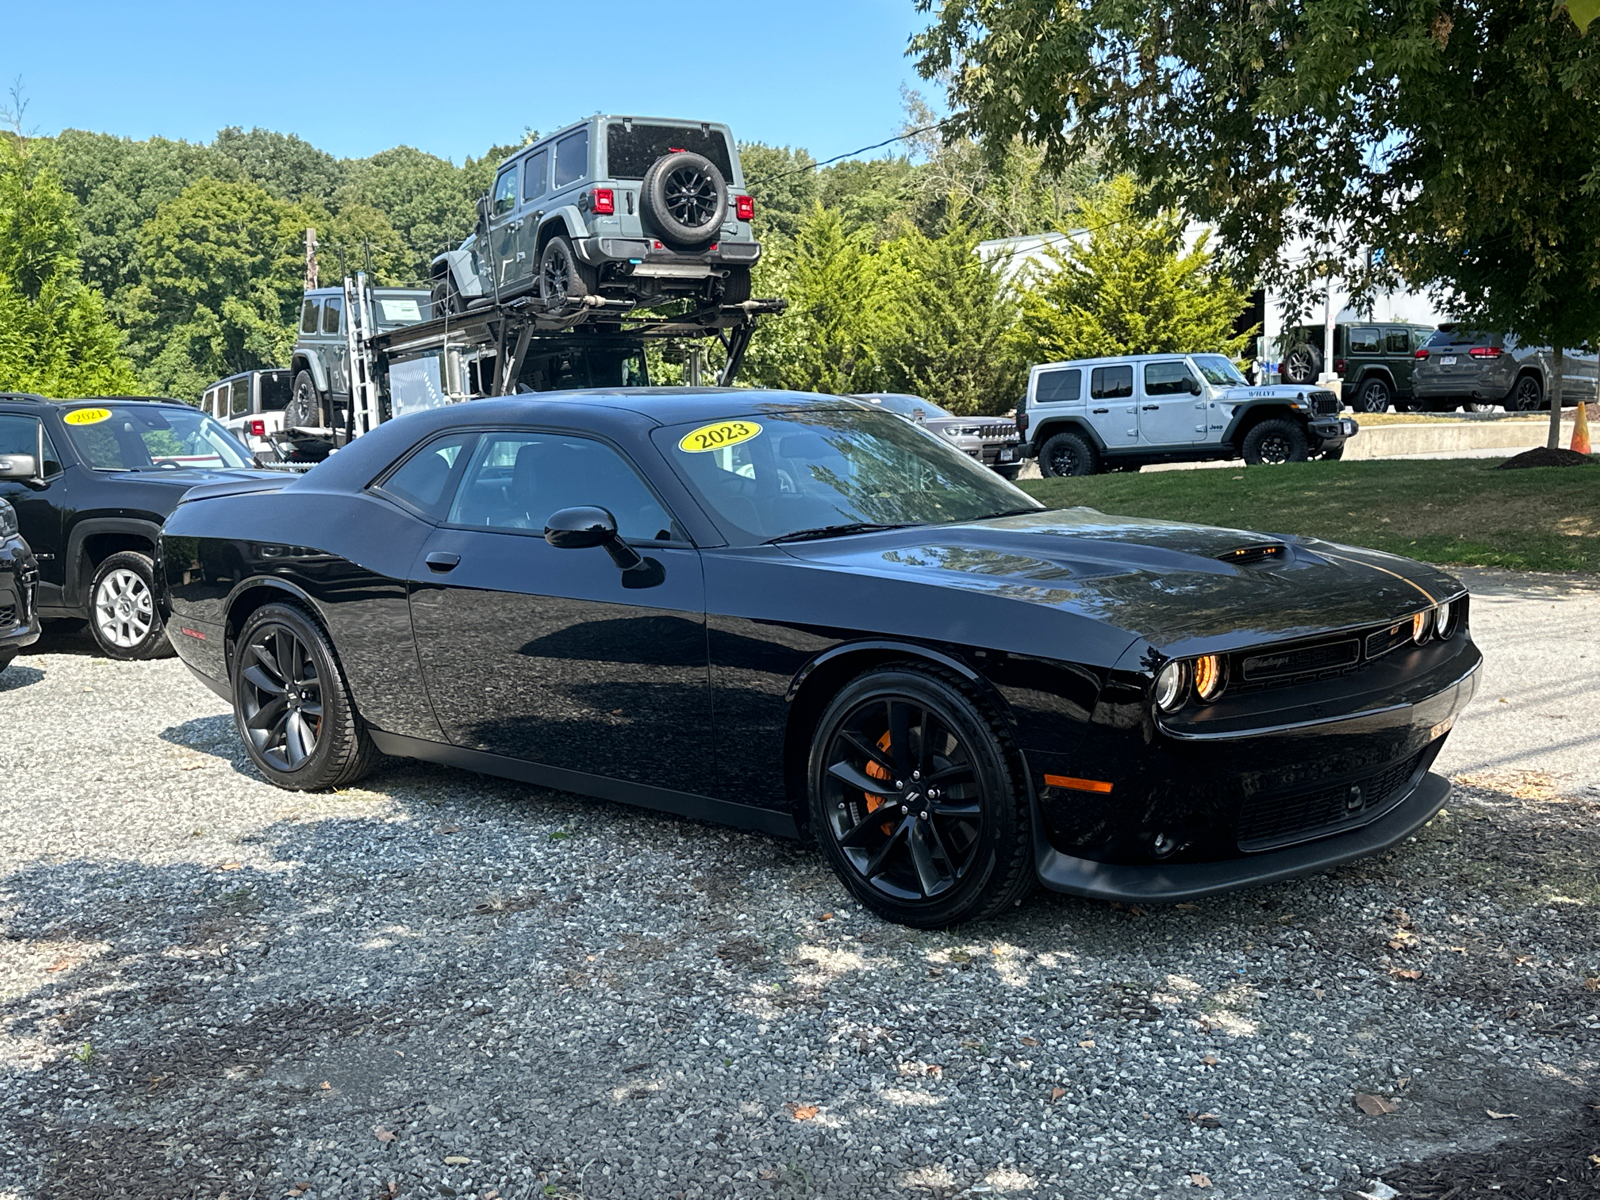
xmin=232 ymin=602 xmax=378 ymax=791
xmin=808 ymin=664 xmax=1033 ymax=928
xmin=89 ymin=551 xmax=173 ymax=660
xmin=720 ymin=267 xmax=752 ymax=306
xmin=538 ymin=236 xmax=598 ymax=308
xmin=1509 ymin=375 xmax=1544 ymax=411
xmin=1355 ymin=377 xmax=1392 ymax=413
xmin=285 ymin=370 xmax=324 ymax=429
xmin=1240 ymin=418 xmax=1310 ymax=465
xmin=1038 ymin=430 xmax=1099 ymax=477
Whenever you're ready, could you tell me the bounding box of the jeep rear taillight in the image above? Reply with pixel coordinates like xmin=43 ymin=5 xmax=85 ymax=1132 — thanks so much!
xmin=1333 ymin=359 xmax=1346 ymax=374
xmin=249 ymin=420 xmax=266 ymax=437
xmin=592 ymin=188 xmax=615 ymax=216
xmin=1469 ymin=345 xmax=1502 ymax=359
xmin=735 ymin=194 xmax=754 ymax=221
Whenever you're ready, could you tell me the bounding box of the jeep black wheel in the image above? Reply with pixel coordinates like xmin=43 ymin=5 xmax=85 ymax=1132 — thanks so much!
xmin=720 ymin=267 xmax=752 ymax=306
xmin=641 ymin=152 xmax=729 ymax=247
xmin=233 ymin=601 xmax=378 ymax=791
xmin=1282 ymin=343 xmax=1322 ymax=385
xmin=90 ymin=551 xmax=173 ymax=660
xmin=1241 ymin=418 xmax=1310 ymax=465
xmin=431 ymin=271 xmax=464 ymax=316
xmin=1509 ymin=375 xmax=1544 ymax=411
xmin=285 ymin=370 xmax=324 ymax=429
xmin=538 ymin=236 xmax=598 ymax=308
xmin=808 ymin=664 xmax=1033 ymax=927
xmin=1356 ymin=377 xmax=1392 ymax=413
xmin=1038 ymin=430 xmax=1098 ymax=477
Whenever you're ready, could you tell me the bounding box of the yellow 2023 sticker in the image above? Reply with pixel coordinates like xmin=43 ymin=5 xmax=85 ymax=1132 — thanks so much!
xmin=64 ymin=408 xmax=112 ymax=426
xmin=678 ymin=419 xmax=762 ymax=453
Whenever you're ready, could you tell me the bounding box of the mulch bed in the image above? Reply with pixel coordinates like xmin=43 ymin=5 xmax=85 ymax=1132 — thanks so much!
xmin=1495 ymin=446 xmax=1596 ymax=469
xmin=1373 ymin=1101 xmax=1600 ymax=1198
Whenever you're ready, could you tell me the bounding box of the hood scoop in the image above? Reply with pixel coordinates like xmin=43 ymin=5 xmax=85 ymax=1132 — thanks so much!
xmin=1217 ymin=543 xmax=1288 ymax=566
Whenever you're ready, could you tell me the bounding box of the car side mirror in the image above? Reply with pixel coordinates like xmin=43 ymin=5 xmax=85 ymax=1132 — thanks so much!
xmin=1188 ymin=378 xmax=1203 ymax=395
xmin=475 ymin=195 xmax=492 ymax=226
xmin=0 ymin=454 xmax=37 ymax=480
xmin=544 ymin=505 xmax=651 ymax=574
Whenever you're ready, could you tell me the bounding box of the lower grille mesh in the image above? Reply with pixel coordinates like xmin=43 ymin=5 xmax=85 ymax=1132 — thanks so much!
xmin=1237 ymin=749 xmax=1427 ymax=852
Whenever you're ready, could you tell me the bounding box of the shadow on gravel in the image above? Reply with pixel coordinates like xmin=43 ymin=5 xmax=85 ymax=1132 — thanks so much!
xmin=0 ymin=662 xmax=44 ymax=693
xmin=1379 ymin=1099 xmax=1600 ymax=1199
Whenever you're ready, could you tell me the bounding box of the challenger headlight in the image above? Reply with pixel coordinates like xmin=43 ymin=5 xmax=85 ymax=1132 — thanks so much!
xmin=1412 ymin=609 xmax=1433 ymax=644
xmin=0 ymin=500 xmax=16 ymax=539
xmin=1435 ymin=599 xmax=1456 ymax=639
xmin=1154 ymin=661 xmax=1187 ymax=712
xmin=1193 ymin=654 xmax=1226 ymax=702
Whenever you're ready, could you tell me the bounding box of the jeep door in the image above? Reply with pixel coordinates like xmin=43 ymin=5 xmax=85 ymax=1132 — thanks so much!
xmin=1083 ymin=365 xmax=1139 ymax=450
xmin=1137 ymin=360 xmax=1208 ymax=445
xmin=1383 ymin=327 xmax=1417 ymax=393
xmin=486 ymin=163 xmax=522 ymax=295
xmin=516 ymin=148 xmax=549 ymax=280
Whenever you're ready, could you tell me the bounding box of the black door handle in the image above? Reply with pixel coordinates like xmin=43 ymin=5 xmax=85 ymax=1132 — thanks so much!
xmin=1091 ymin=407 xmax=1109 ymax=414
xmin=1142 ymin=404 xmax=1159 ymax=411
xmin=425 ymin=552 xmax=460 ymax=572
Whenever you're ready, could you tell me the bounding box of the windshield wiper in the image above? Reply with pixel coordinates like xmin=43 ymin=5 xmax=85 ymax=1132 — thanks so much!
xmin=982 ymin=506 xmax=1045 ymax=520
xmin=765 ymin=522 xmax=916 ymax=545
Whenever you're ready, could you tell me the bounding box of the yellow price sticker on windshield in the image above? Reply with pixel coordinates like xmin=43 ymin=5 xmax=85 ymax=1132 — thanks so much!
xmin=678 ymin=419 xmax=762 ymax=453
xmin=64 ymin=408 xmax=112 ymax=425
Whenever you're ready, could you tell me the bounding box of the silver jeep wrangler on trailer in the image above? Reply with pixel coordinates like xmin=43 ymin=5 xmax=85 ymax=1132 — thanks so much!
xmin=431 ymin=115 xmax=760 ymax=314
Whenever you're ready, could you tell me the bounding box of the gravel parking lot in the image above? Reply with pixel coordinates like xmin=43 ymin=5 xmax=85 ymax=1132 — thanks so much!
xmin=0 ymin=568 xmax=1595 ymax=1200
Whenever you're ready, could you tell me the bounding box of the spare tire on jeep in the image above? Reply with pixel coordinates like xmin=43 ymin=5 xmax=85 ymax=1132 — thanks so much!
xmin=641 ymin=152 xmax=728 ymax=246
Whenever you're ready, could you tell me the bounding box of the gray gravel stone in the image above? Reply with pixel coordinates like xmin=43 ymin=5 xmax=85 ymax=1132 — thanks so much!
xmin=0 ymin=590 xmax=1594 ymax=1199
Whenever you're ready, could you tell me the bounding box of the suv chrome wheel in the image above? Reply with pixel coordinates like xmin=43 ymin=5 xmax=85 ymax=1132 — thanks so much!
xmin=94 ymin=568 xmax=151 ymax=649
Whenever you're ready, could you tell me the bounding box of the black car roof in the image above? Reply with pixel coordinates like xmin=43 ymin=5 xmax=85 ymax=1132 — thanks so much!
xmin=0 ymin=393 xmax=191 ymax=410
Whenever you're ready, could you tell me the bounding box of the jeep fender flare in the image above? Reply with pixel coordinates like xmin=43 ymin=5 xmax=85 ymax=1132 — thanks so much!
xmin=1221 ymin=402 xmax=1302 ymax=447
xmin=432 ymin=248 xmax=484 ymax=298
xmin=534 ymin=209 xmax=587 ymax=260
xmin=1029 ymin=416 xmax=1108 ymax=456
xmin=290 ymin=352 xmax=329 ymax=395
xmin=66 ymin=516 xmax=162 ymax=611
xmin=1351 ymin=365 xmax=1396 ymax=391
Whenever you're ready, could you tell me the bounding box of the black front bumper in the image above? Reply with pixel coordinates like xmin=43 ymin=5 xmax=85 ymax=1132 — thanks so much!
xmin=1308 ymin=415 xmax=1358 ymax=450
xmin=0 ymin=537 xmax=40 ymax=653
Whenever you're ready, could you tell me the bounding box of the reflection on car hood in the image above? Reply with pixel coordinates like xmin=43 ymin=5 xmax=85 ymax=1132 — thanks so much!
xmin=778 ymin=508 xmax=1463 ymax=653
xmin=108 ymin=467 xmax=279 ymax=489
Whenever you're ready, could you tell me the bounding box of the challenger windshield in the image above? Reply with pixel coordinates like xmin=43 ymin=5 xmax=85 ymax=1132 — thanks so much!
xmin=63 ymin=404 xmax=254 ymax=471
xmin=655 ymin=405 xmax=1040 ymax=546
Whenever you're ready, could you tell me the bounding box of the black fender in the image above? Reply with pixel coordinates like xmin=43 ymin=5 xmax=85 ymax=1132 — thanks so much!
xmin=1350 ymin=366 xmax=1395 ymax=393
xmin=1219 ymin=402 xmax=1302 ymax=446
xmin=65 ymin=516 xmax=162 ymax=611
xmin=534 ymin=212 xmax=580 ymax=260
xmin=291 ymin=351 xmax=329 ymax=395
xmin=1028 ymin=416 xmax=1108 ymax=456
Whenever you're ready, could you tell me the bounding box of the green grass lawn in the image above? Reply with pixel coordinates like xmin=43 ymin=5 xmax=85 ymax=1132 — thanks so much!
xmin=1019 ymin=458 xmax=1600 ymax=573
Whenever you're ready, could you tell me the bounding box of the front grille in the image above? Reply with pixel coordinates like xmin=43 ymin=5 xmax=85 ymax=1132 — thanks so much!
xmin=1238 ymin=749 xmax=1427 ymax=852
xmin=1310 ymin=392 xmax=1339 ymax=416
xmin=1365 ymin=621 xmax=1414 ymax=661
xmin=977 ymin=424 xmax=1014 ymax=440
xmin=1240 ymin=638 xmax=1360 ymax=682
xmin=0 ymin=604 xmax=12 ymax=626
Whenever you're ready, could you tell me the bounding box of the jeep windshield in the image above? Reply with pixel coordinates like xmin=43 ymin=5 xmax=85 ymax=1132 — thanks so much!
xmin=371 ymin=295 xmax=431 ymax=329
xmin=606 ymin=122 xmax=734 ymax=180
xmin=654 ymin=405 xmax=1040 ymax=547
xmin=1192 ymin=355 xmax=1248 ymax=386
xmin=63 ymin=405 xmax=254 ymax=471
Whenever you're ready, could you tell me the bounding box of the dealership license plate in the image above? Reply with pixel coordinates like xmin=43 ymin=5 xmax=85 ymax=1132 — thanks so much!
xmin=1342 ymin=419 xmax=1357 ymax=436
xmin=1441 ymin=355 xmax=1457 ymax=365
xmin=999 ymin=448 xmax=1016 ymax=461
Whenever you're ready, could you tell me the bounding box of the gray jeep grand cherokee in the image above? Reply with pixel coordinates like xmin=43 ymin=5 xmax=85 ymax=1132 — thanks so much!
xmin=432 ymin=116 xmax=760 ymax=314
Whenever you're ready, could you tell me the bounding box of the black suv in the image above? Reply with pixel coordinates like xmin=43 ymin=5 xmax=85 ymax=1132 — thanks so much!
xmin=0 ymin=395 xmax=275 ymax=659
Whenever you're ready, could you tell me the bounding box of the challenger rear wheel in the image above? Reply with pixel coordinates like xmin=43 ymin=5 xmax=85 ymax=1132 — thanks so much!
xmin=233 ymin=602 xmax=377 ymax=791
xmin=809 ymin=665 xmax=1032 ymax=927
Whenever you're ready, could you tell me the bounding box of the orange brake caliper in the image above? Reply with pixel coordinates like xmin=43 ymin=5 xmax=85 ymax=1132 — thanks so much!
xmin=864 ymin=730 xmax=896 ymax=833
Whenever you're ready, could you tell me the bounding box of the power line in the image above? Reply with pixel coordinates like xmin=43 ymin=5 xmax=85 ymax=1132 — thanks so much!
xmin=744 ymin=119 xmax=956 ymax=189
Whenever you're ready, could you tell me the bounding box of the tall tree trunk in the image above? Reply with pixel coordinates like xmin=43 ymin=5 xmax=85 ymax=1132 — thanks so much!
xmin=1547 ymin=347 xmax=1566 ymax=449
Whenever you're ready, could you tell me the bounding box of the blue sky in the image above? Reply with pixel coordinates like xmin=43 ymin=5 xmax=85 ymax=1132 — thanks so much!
xmin=6 ymin=0 xmax=939 ymax=164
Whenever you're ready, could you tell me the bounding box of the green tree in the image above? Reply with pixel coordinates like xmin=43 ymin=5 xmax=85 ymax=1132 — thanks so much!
xmin=742 ymin=204 xmax=888 ymax=394
xmin=121 ymin=178 xmax=309 ymax=399
xmin=212 ymin=126 xmax=343 ymax=205
xmin=737 ymin=142 xmax=819 ymax=247
xmin=0 ymin=137 xmax=137 ymax=396
xmin=1010 ymin=178 xmax=1252 ymax=365
xmin=878 ymin=206 xmax=1024 ymax=414
xmin=913 ymin=0 xmax=1600 ymax=446
xmin=337 ymin=145 xmax=479 ymax=284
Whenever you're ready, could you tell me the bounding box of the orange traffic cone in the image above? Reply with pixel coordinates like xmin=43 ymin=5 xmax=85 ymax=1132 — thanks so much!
xmin=1573 ymin=401 xmax=1592 ymax=456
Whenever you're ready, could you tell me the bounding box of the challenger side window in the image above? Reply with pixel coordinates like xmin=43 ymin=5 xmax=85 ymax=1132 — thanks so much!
xmin=375 ymin=433 xmax=478 ymax=520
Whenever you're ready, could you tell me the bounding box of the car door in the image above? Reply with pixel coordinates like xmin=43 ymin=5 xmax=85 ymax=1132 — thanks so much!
xmin=1137 ymin=360 xmax=1207 ymax=445
xmin=1383 ymin=327 xmax=1414 ymax=393
xmin=486 ymin=164 xmax=521 ymax=294
xmin=1084 ymin=364 xmax=1139 ymax=449
xmin=320 ymin=296 xmax=346 ymax=400
xmin=0 ymin=412 xmax=67 ymax=604
xmin=518 ymin=148 xmax=549 ymax=278
xmin=407 ymin=427 xmax=712 ymax=795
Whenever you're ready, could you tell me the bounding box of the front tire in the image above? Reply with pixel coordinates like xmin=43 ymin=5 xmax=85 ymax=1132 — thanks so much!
xmin=285 ymin=370 xmax=324 ymax=429
xmin=808 ymin=665 xmax=1033 ymax=928
xmin=233 ymin=602 xmax=377 ymax=791
xmin=1038 ymin=430 xmax=1099 ymax=477
xmin=1240 ymin=418 xmax=1310 ymax=465
xmin=90 ymin=551 xmax=173 ymax=660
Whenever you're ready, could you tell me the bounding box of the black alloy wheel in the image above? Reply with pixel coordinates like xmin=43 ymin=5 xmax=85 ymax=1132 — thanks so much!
xmin=1509 ymin=375 xmax=1545 ymax=411
xmin=641 ymin=152 xmax=728 ymax=245
xmin=538 ymin=236 xmax=597 ymax=308
xmin=1039 ymin=430 xmax=1098 ymax=477
xmin=233 ymin=602 xmax=377 ymax=790
xmin=1240 ymin=417 xmax=1309 ymax=465
xmin=1357 ymin=377 xmax=1392 ymax=413
xmin=663 ymin=164 xmax=720 ymax=229
xmin=809 ymin=666 xmax=1032 ymax=927
xmin=285 ymin=370 xmax=324 ymax=430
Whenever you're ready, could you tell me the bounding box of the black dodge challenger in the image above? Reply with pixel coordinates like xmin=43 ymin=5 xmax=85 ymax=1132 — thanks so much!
xmin=159 ymin=390 xmax=1480 ymax=926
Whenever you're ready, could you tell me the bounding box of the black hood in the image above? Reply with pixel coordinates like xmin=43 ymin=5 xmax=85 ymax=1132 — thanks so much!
xmin=779 ymin=509 xmax=1464 ymax=655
